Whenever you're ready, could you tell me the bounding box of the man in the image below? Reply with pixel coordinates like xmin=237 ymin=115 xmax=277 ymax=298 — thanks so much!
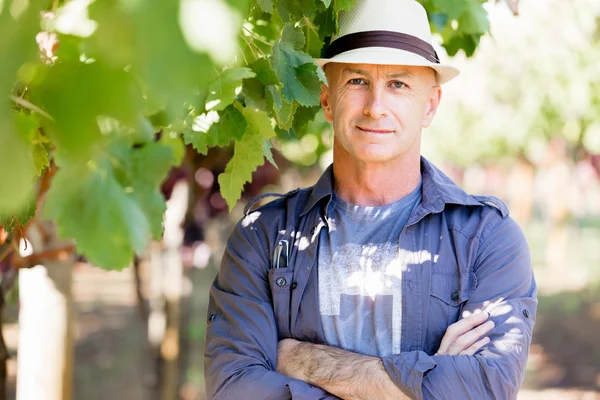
xmin=204 ymin=0 xmax=537 ymax=398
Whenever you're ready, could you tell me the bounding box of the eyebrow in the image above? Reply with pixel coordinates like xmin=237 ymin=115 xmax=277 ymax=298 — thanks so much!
xmin=341 ymin=67 xmax=414 ymax=80
xmin=387 ymin=71 xmax=414 ymax=79
xmin=342 ymin=67 xmax=369 ymax=76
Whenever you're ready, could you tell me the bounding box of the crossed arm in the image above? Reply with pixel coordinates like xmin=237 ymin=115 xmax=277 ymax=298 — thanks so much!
xmin=276 ymin=311 xmax=495 ymax=400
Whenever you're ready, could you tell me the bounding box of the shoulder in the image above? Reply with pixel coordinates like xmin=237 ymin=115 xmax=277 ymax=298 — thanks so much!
xmin=445 ymin=194 xmax=514 ymax=241
xmin=233 ymin=187 xmax=313 ymax=242
xmin=242 ymin=187 xmax=312 ymax=218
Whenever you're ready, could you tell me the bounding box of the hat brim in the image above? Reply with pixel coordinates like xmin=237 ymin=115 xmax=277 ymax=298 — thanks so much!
xmin=315 ymin=47 xmax=459 ymax=85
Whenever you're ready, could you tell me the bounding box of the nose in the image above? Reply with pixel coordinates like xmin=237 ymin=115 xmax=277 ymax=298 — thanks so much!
xmin=363 ymin=84 xmax=387 ymax=119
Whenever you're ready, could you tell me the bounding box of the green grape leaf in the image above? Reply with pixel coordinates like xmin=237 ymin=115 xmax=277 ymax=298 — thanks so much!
xmin=183 ymin=104 xmax=247 ymax=154
xmin=0 ymin=0 xmax=41 ymax=109
xmin=257 ymin=0 xmax=273 ymax=13
xmin=271 ymin=24 xmax=327 ymax=106
xmin=236 ymin=103 xmax=277 ymax=141
xmin=304 ymin=19 xmax=324 ymax=57
xmin=459 ymin=3 xmax=489 ymax=35
xmin=434 ymin=0 xmax=466 ymax=20
xmin=219 ymin=107 xmax=276 ymax=209
xmin=127 ymin=143 xmax=174 ymax=239
xmin=44 ymin=139 xmax=175 ymax=269
xmin=206 ymin=67 xmax=257 ymax=111
xmin=429 ymin=12 xmax=449 ymax=32
xmin=314 ymin=6 xmax=336 ymax=40
xmin=88 ymin=0 xmax=217 ymax=119
xmin=44 ymin=166 xmax=150 ymax=270
xmin=282 ymin=23 xmax=306 ymax=50
xmin=266 ymin=85 xmax=296 ymax=130
xmin=444 ymin=33 xmax=478 ymax=56
xmin=263 ymin=140 xmax=278 ymax=169
xmin=224 ymin=0 xmax=252 ymax=15
xmin=249 ymin=58 xmax=280 ymax=85
xmin=277 ymin=0 xmax=316 ymax=22
xmin=0 ymin=195 xmax=37 ymax=233
xmin=333 ymin=0 xmax=356 ymax=20
xmin=32 ymin=144 xmax=50 ymax=176
xmin=295 ymin=63 xmax=326 ymax=95
xmin=14 ymin=112 xmax=50 ymax=176
xmin=161 ymin=131 xmax=185 ymax=167
xmin=104 ymin=139 xmax=173 ymax=240
xmin=32 ymin=62 xmax=143 ymax=163
xmin=134 ymin=115 xmax=155 ymax=144
xmin=291 ymin=105 xmax=321 ymax=137
xmin=0 ymin=113 xmax=37 ymax=213
xmin=243 ymin=78 xmax=268 ymax=109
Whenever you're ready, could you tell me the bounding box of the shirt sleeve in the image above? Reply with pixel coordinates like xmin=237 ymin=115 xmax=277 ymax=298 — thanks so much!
xmin=381 ymin=215 xmax=538 ymax=400
xmin=204 ymin=217 xmax=336 ymax=400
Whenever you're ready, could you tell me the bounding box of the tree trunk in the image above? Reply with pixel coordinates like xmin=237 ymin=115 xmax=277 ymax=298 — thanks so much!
xmin=147 ymin=181 xmax=188 ymax=400
xmin=16 ymin=223 xmax=74 ymax=400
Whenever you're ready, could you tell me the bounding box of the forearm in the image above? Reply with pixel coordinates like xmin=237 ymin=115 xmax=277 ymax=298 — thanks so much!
xmin=382 ymin=297 xmax=536 ymax=399
xmin=287 ymin=342 xmax=408 ymax=400
xmin=206 ymin=364 xmax=334 ymax=400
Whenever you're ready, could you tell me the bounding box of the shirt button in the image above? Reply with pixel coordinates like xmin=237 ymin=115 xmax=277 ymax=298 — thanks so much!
xmin=276 ymin=277 xmax=287 ymax=287
xmin=208 ymin=313 xmax=217 ymax=323
xmin=290 ymin=282 xmax=298 ymax=290
xmin=523 ymin=309 xmax=530 ymax=319
xmin=310 ymin=227 xmax=316 ymax=235
xmin=451 ymin=290 xmax=459 ymax=301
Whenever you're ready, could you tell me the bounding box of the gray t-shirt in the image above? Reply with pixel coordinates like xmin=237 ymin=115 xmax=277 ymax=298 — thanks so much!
xmin=318 ymin=182 xmax=422 ymax=357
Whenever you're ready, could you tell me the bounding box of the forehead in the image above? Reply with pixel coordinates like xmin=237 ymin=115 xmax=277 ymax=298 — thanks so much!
xmin=326 ymin=62 xmax=434 ymax=81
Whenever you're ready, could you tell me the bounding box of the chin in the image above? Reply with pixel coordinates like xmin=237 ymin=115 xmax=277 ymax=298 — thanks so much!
xmin=354 ymin=149 xmax=398 ymax=164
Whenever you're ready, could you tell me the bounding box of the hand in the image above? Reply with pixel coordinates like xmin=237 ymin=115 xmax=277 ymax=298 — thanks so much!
xmin=276 ymin=338 xmax=303 ymax=379
xmin=435 ymin=311 xmax=494 ymax=356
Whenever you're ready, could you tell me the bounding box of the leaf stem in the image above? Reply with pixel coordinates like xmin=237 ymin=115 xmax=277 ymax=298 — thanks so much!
xmin=10 ymin=95 xmax=54 ymax=121
xmin=243 ymin=26 xmax=273 ymax=47
xmin=240 ymin=34 xmax=259 ymax=60
xmin=14 ymin=244 xmax=75 ymax=269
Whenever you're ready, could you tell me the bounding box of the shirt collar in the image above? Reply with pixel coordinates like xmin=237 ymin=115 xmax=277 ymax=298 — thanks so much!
xmin=299 ymin=156 xmax=482 ymax=218
xmin=300 ymin=164 xmax=334 ymax=217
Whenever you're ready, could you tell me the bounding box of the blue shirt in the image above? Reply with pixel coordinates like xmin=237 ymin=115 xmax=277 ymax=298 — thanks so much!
xmin=319 ymin=183 xmax=421 ymax=357
xmin=204 ymin=157 xmax=538 ymax=400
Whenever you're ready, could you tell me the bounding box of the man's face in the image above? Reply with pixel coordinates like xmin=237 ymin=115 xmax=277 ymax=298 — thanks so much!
xmin=320 ymin=63 xmax=442 ymax=166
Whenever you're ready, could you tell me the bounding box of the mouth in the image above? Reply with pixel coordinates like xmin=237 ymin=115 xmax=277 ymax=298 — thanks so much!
xmin=356 ymin=126 xmax=395 ymax=135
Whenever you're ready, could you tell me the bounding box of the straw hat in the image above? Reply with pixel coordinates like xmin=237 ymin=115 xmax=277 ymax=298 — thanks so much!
xmin=316 ymin=0 xmax=460 ymax=84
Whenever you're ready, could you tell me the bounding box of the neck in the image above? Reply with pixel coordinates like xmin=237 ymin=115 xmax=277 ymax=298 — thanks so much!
xmin=332 ymin=153 xmax=422 ymax=206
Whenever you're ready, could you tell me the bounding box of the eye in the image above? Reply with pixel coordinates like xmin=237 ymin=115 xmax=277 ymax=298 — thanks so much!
xmin=349 ymin=78 xmax=366 ymax=85
xmin=392 ymin=81 xmax=406 ymax=89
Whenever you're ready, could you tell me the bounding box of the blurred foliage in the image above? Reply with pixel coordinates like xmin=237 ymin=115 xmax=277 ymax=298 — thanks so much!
xmin=426 ymin=0 xmax=600 ymax=167
xmin=0 ymin=0 xmax=494 ymax=269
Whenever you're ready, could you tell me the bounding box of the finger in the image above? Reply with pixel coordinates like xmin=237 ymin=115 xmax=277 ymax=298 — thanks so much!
xmin=459 ymin=336 xmax=491 ymax=356
xmin=437 ymin=312 xmax=490 ymax=354
xmin=447 ymin=320 xmax=495 ymax=355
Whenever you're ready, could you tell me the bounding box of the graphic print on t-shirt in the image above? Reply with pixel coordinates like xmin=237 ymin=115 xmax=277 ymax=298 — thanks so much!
xmin=318 ymin=183 xmax=421 ymax=357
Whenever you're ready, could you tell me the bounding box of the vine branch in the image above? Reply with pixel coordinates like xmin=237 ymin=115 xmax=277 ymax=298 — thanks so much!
xmin=13 ymin=244 xmax=75 ymax=269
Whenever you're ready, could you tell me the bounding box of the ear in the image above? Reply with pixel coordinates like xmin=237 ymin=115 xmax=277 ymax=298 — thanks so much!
xmin=421 ymin=85 xmax=442 ymax=128
xmin=320 ymin=84 xmax=333 ymax=123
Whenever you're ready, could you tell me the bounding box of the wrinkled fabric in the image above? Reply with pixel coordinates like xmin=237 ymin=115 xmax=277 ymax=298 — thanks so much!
xmin=204 ymin=157 xmax=537 ymax=400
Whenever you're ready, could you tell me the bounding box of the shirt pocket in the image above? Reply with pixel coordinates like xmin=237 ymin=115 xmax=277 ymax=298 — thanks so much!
xmin=268 ymin=268 xmax=294 ymax=339
xmin=426 ymin=271 xmax=473 ymax=354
